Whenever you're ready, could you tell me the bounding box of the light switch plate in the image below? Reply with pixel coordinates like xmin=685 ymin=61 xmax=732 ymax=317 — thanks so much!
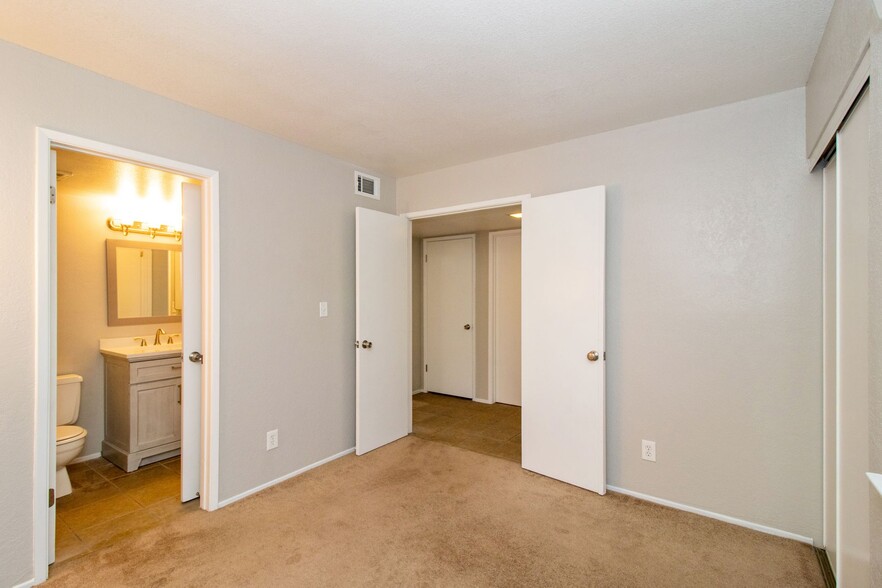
xmin=319 ymin=301 xmax=328 ymax=318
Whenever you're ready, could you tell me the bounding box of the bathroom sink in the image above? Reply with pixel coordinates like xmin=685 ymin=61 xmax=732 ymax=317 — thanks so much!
xmin=99 ymin=337 xmax=183 ymax=361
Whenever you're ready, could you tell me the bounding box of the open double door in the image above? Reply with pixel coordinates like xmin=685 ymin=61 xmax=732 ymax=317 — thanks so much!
xmin=355 ymin=186 xmax=607 ymax=494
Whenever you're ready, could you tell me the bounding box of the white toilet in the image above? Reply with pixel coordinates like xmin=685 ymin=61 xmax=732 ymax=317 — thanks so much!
xmin=56 ymin=374 xmax=88 ymax=498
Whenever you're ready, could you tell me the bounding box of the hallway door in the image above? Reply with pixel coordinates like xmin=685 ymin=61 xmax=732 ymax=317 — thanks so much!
xmin=423 ymin=235 xmax=475 ymax=398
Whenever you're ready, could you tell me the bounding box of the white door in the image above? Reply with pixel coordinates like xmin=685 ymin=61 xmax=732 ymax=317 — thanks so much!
xmin=424 ymin=236 xmax=475 ymax=398
xmin=522 ymin=186 xmax=606 ymax=494
xmin=835 ymin=93 xmax=870 ymax=585
xmin=181 ymin=182 xmax=202 ymax=501
xmin=491 ymin=230 xmax=522 ymax=406
xmin=48 ymin=149 xmax=57 ymax=565
xmin=356 ymin=207 xmax=410 ymax=455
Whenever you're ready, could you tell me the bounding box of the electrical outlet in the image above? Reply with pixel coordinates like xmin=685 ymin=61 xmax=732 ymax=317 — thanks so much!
xmin=319 ymin=301 xmax=328 ymax=318
xmin=266 ymin=429 xmax=279 ymax=451
xmin=641 ymin=439 xmax=656 ymax=462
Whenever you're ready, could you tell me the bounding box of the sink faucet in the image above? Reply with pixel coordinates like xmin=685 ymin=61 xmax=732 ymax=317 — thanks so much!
xmin=134 ymin=337 xmax=147 ymax=347
xmin=154 ymin=328 xmax=166 ymax=345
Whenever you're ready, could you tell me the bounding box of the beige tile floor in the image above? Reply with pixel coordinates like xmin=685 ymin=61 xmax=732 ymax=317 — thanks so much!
xmin=55 ymin=455 xmax=198 ymax=564
xmin=412 ymin=392 xmax=521 ymax=462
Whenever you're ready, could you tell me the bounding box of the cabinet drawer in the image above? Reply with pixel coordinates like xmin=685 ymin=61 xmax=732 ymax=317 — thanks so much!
xmin=130 ymin=356 xmax=183 ymax=383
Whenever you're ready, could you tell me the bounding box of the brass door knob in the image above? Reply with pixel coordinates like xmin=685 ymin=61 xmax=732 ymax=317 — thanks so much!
xmin=587 ymin=351 xmax=599 ymax=362
xmin=361 ymin=340 xmax=373 ymax=349
xmin=464 ymin=324 xmax=471 ymax=330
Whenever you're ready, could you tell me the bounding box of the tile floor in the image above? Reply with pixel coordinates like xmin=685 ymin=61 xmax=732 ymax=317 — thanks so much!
xmin=411 ymin=392 xmax=521 ymax=462
xmin=55 ymin=455 xmax=198 ymax=564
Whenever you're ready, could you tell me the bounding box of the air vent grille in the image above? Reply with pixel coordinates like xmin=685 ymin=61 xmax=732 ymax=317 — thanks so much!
xmin=355 ymin=171 xmax=380 ymax=199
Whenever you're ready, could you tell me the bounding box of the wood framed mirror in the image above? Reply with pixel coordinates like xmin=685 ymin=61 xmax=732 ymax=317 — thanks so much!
xmin=106 ymin=239 xmax=183 ymax=326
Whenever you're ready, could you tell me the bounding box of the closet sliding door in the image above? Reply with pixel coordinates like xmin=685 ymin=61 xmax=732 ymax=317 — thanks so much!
xmin=831 ymin=90 xmax=870 ymax=586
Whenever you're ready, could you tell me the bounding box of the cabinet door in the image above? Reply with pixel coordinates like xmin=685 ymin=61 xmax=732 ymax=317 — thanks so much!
xmin=133 ymin=379 xmax=181 ymax=451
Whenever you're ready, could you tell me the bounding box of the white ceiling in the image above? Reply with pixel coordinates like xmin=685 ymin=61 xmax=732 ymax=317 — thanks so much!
xmin=412 ymin=205 xmax=521 ymax=238
xmin=2 ymin=1 xmax=832 ymax=176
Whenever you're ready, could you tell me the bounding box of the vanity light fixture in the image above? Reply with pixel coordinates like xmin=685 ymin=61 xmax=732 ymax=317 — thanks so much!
xmin=107 ymin=218 xmax=182 ymax=241
xmin=509 ymin=212 xmax=523 ymax=219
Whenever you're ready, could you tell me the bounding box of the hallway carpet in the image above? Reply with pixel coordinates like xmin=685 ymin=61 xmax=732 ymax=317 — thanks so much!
xmin=46 ymin=436 xmax=823 ymax=587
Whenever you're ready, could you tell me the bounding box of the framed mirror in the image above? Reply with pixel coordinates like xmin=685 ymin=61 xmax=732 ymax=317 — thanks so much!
xmin=106 ymin=239 xmax=183 ymax=326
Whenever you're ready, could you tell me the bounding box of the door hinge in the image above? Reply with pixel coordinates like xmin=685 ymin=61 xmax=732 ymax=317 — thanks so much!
xmin=425 ymin=254 xmax=428 ymax=262
xmin=48 ymin=488 xmax=55 ymax=508
xmin=425 ymin=364 xmax=428 ymax=372
xmin=49 ymin=186 xmax=56 ymax=204
xmin=603 ymin=352 xmax=606 ymax=361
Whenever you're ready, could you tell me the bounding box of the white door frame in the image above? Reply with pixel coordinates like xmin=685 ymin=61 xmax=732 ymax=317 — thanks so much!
xmin=422 ymin=234 xmax=477 ymax=400
xmin=402 ymin=194 xmax=530 ymax=418
xmin=34 ymin=128 xmax=221 ymax=583
xmin=488 ymin=229 xmax=522 ymax=405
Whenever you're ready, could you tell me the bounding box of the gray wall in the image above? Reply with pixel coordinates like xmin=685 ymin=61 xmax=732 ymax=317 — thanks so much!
xmin=805 ymin=0 xmax=880 ymax=157
xmin=398 ymin=88 xmax=823 ymax=541
xmin=0 ymin=39 xmax=394 ymax=586
xmin=57 ymin=175 xmax=182 ymax=457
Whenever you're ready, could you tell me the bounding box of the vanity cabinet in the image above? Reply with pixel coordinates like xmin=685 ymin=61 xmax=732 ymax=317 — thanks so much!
xmin=102 ymin=353 xmax=182 ymax=472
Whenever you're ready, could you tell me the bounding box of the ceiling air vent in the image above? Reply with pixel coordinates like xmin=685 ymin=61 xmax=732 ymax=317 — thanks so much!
xmin=355 ymin=171 xmax=380 ymax=200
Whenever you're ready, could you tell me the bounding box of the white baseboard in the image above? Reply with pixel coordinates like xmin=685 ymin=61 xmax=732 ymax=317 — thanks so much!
xmin=70 ymin=452 xmax=101 ymax=464
xmin=12 ymin=579 xmax=35 ymax=588
xmin=412 ymin=388 xmax=425 ymax=395
xmin=217 ymin=447 xmax=355 ymax=509
xmin=472 ymin=397 xmax=493 ymax=404
xmin=607 ymin=485 xmax=813 ymax=545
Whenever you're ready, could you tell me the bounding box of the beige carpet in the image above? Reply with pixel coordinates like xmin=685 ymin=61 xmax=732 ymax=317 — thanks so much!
xmin=46 ymin=436 xmax=823 ymax=587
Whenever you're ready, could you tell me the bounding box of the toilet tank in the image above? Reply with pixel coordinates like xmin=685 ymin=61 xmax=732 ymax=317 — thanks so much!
xmin=57 ymin=374 xmax=83 ymax=426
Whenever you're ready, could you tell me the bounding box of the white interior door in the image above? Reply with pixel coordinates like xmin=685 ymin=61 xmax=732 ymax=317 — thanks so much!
xmin=522 ymin=186 xmax=606 ymax=494
xmin=181 ymin=182 xmax=202 ymax=502
xmin=835 ymin=92 xmax=869 ymax=585
xmin=424 ymin=236 xmax=475 ymax=398
xmin=491 ymin=230 xmax=521 ymax=406
xmin=48 ymin=148 xmax=57 ymax=565
xmin=356 ymin=207 xmax=410 ymax=455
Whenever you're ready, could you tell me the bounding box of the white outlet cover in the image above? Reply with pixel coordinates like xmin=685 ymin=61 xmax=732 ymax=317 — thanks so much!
xmin=641 ymin=439 xmax=656 ymax=462
xmin=319 ymin=301 xmax=328 ymax=317
xmin=267 ymin=429 xmax=279 ymax=450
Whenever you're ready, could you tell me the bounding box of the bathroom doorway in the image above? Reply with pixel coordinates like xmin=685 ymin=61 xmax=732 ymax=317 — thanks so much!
xmin=409 ymin=206 xmax=523 ymax=462
xmin=34 ymin=129 xmax=220 ymax=582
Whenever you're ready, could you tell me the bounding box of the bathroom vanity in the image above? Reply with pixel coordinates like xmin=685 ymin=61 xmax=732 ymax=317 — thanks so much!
xmin=100 ymin=342 xmax=183 ymax=472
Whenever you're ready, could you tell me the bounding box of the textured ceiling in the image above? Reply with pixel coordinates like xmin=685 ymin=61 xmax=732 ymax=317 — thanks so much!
xmin=2 ymin=1 xmax=832 ymax=176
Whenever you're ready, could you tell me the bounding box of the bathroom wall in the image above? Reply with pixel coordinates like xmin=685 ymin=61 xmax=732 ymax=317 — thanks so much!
xmin=398 ymin=88 xmax=823 ymax=542
xmin=0 ymin=39 xmax=395 ymax=586
xmin=56 ymin=170 xmax=185 ymax=457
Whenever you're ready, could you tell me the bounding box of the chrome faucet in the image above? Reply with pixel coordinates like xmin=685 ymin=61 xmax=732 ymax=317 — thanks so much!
xmin=154 ymin=328 xmax=166 ymax=345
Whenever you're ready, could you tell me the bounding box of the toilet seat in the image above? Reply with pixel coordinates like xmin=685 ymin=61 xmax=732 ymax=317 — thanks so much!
xmin=57 ymin=425 xmax=87 ymax=445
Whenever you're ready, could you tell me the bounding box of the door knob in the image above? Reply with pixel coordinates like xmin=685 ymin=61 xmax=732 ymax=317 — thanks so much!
xmin=189 ymin=351 xmax=203 ymax=363
xmin=586 ymin=351 xmax=599 ymax=362
xmin=464 ymin=324 xmax=471 ymax=330
xmin=361 ymin=340 xmax=373 ymax=349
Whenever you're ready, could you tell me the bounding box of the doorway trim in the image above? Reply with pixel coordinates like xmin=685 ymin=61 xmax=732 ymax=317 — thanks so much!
xmin=34 ymin=128 xmax=221 ymax=583
xmin=422 ymin=234 xmax=477 ymax=400
xmin=488 ymin=229 xmax=522 ymax=405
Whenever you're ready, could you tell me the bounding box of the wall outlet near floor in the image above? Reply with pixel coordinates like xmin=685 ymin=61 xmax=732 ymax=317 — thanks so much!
xmin=266 ymin=429 xmax=279 ymax=451
xmin=641 ymin=439 xmax=656 ymax=462
xmin=319 ymin=301 xmax=328 ymax=318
